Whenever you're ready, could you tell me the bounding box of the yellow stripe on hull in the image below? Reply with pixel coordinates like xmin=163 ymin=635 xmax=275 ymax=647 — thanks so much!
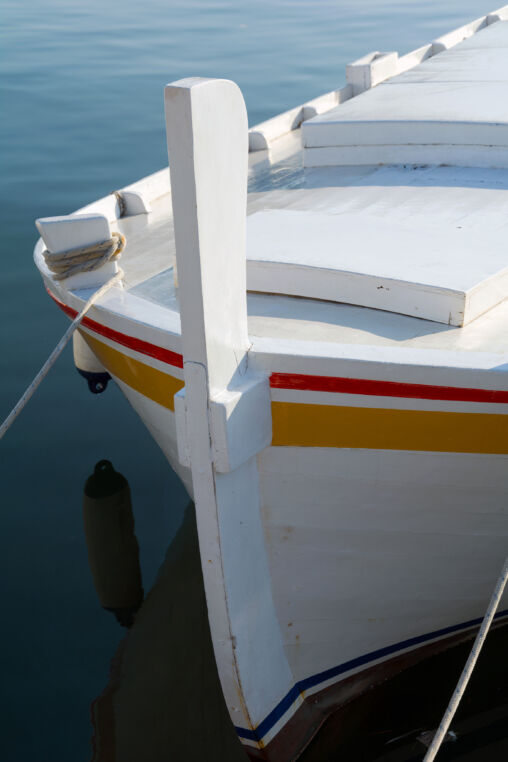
xmin=271 ymin=401 xmax=508 ymax=454
xmin=80 ymin=334 xmax=508 ymax=454
xmin=82 ymin=332 xmax=184 ymax=411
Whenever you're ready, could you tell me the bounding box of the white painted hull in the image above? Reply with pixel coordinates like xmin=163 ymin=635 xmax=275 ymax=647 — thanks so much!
xmin=116 ymin=378 xmax=508 ymax=754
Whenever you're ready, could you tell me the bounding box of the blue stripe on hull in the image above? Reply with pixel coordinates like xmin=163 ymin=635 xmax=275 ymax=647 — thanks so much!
xmin=236 ymin=608 xmax=508 ymax=743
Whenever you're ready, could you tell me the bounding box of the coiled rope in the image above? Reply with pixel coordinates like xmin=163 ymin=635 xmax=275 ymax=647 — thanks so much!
xmin=423 ymin=554 xmax=508 ymax=761
xmin=114 ymin=190 xmax=127 ymax=218
xmin=0 ymin=233 xmax=125 ymax=440
xmin=43 ymin=231 xmax=125 ymax=281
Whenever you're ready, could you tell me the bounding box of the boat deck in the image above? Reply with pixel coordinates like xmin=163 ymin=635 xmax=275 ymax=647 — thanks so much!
xmin=34 ymin=14 xmax=508 ymax=369
xmin=304 ymin=20 xmax=508 ymax=168
xmin=108 ymin=133 xmax=508 ymax=360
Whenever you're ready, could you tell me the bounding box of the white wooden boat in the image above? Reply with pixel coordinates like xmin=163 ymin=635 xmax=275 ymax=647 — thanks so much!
xmin=34 ymin=7 xmax=508 ymax=759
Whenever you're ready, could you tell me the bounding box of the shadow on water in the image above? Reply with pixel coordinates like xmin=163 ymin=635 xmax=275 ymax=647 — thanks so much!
xmin=85 ymin=462 xmax=508 ymax=762
xmin=83 ymin=464 xmax=245 ymax=761
xmin=302 ymin=629 xmax=508 ymax=762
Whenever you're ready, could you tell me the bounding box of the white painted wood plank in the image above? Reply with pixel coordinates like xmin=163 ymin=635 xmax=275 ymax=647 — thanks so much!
xmin=246 ymin=209 xmax=508 ymax=326
xmin=303 ymin=22 xmax=508 ymax=168
xmin=258 ymin=446 xmax=508 ymax=683
xmin=390 ymin=44 xmax=508 ymax=83
xmin=164 ymin=77 xmax=293 ymax=736
xmin=346 ymin=51 xmax=398 ymax=95
xmin=431 ymin=14 xmax=489 ymax=53
xmin=165 ymin=78 xmax=251 ymax=392
xmin=248 ymin=86 xmax=353 ymax=151
xmin=304 ymin=144 xmax=508 ymax=169
xmin=303 ymin=83 xmax=508 ymax=147
xmin=35 ymin=213 xmax=120 ymax=289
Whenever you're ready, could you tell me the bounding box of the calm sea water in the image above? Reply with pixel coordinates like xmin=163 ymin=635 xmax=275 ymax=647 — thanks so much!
xmin=0 ymin=1 xmax=505 ymax=760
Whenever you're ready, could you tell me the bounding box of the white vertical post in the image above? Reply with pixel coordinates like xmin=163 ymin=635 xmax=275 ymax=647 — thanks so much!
xmin=165 ymin=78 xmax=294 ymax=745
xmin=165 ymin=77 xmax=249 ymax=392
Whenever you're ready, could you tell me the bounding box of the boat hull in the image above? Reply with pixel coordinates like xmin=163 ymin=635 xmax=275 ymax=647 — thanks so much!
xmin=243 ymin=617 xmax=508 ymax=761
xmin=79 ymin=325 xmax=508 ymax=758
xmin=41 ymin=282 xmax=508 ymax=758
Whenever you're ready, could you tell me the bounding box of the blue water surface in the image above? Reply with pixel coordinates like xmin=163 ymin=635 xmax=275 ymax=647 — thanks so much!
xmin=0 ymin=1 xmax=499 ymax=760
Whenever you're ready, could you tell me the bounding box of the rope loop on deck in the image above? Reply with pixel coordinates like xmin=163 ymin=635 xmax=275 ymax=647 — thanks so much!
xmin=114 ymin=190 xmax=126 ymax=217
xmin=43 ymin=232 xmax=125 ymax=281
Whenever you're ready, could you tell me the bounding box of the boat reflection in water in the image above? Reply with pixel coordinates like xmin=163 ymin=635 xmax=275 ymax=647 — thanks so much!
xmin=82 ymin=461 xmax=508 ymax=762
xmin=83 ymin=460 xmax=144 ymax=629
xmin=83 ymin=460 xmax=245 ymax=762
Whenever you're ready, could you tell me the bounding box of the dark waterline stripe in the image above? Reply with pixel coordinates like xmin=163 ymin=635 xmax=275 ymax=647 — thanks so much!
xmin=235 ymin=608 xmax=508 ymax=743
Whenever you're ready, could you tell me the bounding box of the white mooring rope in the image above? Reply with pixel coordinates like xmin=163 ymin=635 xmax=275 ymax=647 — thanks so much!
xmin=0 ymin=269 xmax=123 ymax=441
xmin=423 ymin=554 xmax=508 ymax=761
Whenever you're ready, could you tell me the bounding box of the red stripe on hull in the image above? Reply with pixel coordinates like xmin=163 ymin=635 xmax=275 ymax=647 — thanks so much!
xmin=47 ymin=290 xmax=508 ymax=402
xmin=269 ymin=372 xmax=508 ymax=404
xmin=47 ymin=289 xmax=184 ymax=369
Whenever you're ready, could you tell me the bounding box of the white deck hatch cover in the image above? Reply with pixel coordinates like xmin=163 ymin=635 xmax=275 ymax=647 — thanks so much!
xmin=302 ymin=21 xmax=508 ymax=166
xmin=246 ymin=209 xmax=508 ymax=326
